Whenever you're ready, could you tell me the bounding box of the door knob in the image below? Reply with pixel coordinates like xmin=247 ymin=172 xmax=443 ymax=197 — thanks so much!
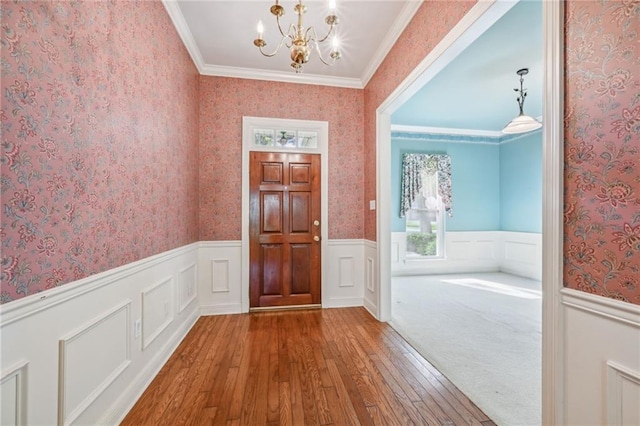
xmin=313 ymin=236 xmax=320 ymax=242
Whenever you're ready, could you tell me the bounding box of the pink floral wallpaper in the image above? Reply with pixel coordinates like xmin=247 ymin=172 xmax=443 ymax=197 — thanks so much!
xmin=0 ymin=1 xmax=200 ymax=304
xmin=199 ymin=76 xmax=364 ymax=241
xmin=363 ymin=0 xmax=476 ymax=241
xmin=564 ymin=1 xmax=640 ymax=304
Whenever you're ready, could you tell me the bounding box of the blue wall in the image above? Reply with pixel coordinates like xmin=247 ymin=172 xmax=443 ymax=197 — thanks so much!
xmin=500 ymin=132 xmax=542 ymax=232
xmin=391 ymin=139 xmax=501 ymax=232
xmin=391 ymin=132 xmax=542 ymax=233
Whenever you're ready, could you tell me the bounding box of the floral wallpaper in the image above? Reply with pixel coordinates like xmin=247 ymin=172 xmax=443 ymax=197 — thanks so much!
xmin=199 ymin=76 xmax=364 ymax=241
xmin=0 ymin=1 xmax=200 ymax=304
xmin=564 ymin=1 xmax=640 ymax=305
xmin=363 ymin=0 xmax=476 ymax=241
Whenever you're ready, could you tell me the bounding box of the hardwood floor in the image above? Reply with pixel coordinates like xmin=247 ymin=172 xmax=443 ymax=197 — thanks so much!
xmin=121 ymin=308 xmax=495 ymax=425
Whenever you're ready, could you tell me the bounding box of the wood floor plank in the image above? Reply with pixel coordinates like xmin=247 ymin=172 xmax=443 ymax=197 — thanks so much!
xmin=122 ymin=308 xmax=494 ymax=426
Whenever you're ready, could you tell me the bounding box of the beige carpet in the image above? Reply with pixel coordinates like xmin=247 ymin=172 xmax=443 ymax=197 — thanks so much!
xmin=390 ymin=272 xmax=541 ymax=426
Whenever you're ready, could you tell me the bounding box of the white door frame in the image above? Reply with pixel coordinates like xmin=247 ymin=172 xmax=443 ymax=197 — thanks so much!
xmin=241 ymin=117 xmax=329 ymax=312
xmin=374 ymin=1 xmax=564 ymax=424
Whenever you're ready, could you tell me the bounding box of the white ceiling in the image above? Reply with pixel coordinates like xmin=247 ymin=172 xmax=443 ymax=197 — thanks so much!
xmin=164 ymin=0 xmax=421 ymax=88
xmin=163 ymin=0 xmax=543 ymax=132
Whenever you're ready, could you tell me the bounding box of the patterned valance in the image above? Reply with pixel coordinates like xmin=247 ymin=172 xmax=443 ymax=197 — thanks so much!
xmin=400 ymin=153 xmax=453 ymax=218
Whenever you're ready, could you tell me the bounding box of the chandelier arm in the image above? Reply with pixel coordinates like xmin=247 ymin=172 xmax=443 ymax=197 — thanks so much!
xmin=274 ymin=14 xmax=288 ymax=38
xmin=315 ymin=22 xmax=336 ymax=43
xmin=311 ymin=37 xmax=333 ymax=66
xmin=257 ymin=35 xmax=290 ymax=58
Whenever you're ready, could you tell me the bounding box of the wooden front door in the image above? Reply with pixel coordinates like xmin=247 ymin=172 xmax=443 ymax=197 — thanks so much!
xmin=249 ymin=152 xmax=321 ymax=308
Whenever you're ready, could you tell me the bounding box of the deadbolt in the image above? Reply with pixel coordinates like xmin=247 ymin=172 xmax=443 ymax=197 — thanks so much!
xmin=313 ymin=220 xmax=320 ymax=226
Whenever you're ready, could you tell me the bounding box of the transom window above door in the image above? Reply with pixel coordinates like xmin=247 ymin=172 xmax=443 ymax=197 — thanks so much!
xmin=253 ymin=128 xmax=318 ymax=149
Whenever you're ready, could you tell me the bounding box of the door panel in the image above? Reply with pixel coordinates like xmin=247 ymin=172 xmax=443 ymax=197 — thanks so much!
xmin=250 ymin=152 xmax=321 ymax=308
xmin=290 ymin=192 xmax=311 ymax=233
xmin=262 ymin=192 xmax=283 ymax=233
xmin=290 ymin=244 xmax=311 ymax=294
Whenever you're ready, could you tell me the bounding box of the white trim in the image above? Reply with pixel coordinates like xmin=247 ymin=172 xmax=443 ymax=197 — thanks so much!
xmin=210 ymin=259 xmax=230 ymax=293
xmin=141 ymin=277 xmax=175 ymax=350
xmin=177 ymin=263 xmax=197 ymax=314
xmin=200 ymin=304 xmax=243 ymax=316
xmin=242 ymin=117 xmax=329 ymax=313
xmin=378 ymin=0 xmax=516 ymax=114
xmin=607 ymin=361 xmax=640 ymax=426
xmin=391 ymin=124 xmax=504 ymax=138
xmin=199 ymin=240 xmax=242 ymax=249
xmin=162 ymin=1 xmax=420 ymax=89
xmin=377 ymin=0 xmax=510 ymax=322
xmin=58 ymin=301 xmax=132 ymax=426
xmin=375 ymin=0 xmax=563 ymax=423
xmin=561 ymin=288 xmax=640 ymax=328
xmin=541 ymin=1 xmax=565 ymax=425
xmin=360 ymin=0 xmax=424 ymax=87
xmin=200 ymin=64 xmax=363 ymax=89
xmin=161 ymin=0 xmax=204 ymax=73
xmin=0 ymin=243 xmax=199 ymax=328
xmin=0 ymin=361 xmax=28 ymax=425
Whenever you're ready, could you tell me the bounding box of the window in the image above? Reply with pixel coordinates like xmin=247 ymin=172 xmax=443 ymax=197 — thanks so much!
xmin=405 ymin=170 xmax=444 ymax=258
xmin=399 ymin=153 xmax=452 ymax=259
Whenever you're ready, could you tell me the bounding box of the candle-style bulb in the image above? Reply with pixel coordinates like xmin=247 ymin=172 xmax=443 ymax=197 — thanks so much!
xmin=329 ymin=0 xmax=336 ymax=11
xmin=257 ymin=20 xmax=264 ymax=39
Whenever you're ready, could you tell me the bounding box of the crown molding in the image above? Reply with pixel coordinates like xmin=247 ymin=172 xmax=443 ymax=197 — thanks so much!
xmin=390 ymin=124 xmax=542 ymax=144
xmin=391 ymin=124 xmax=503 ymax=138
xmin=162 ymin=0 xmax=204 ymax=73
xmin=360 ymin=0 xmax=424 ymax=87
xmin=199 ymin=64 xmax=363 ymax=89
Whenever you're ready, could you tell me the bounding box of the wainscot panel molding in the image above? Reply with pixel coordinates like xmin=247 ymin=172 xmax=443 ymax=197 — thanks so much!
xmin=500 ymin=231 xmax=542 ymax=281
xmin=141 ymin=278 xmax=175 ymax=350
xmin=391 ymin=231 xmax=542 ymax=280
xmin=561 ymin=288 xmax=640 ymax=425
xmin=363 ymin=240 xmax=378 ymax=318
xmin=58 ymin=301 xmax=131 ymax=425
xmin=0 ymin=361 xmax=28 ymax=426
xmin=198 ymin=241 xmax=243 ymax=315
xmin=391 ymin=231 xmax=500 ymax=276
xmin=0 ymin=243 xmax=200 ymax=426
xmin=324 ymin=240 xmax=366 ymax=308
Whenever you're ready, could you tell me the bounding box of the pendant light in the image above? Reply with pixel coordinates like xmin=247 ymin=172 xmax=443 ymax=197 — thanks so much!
xmin=502 ymin=68 xmax=542 ymax=134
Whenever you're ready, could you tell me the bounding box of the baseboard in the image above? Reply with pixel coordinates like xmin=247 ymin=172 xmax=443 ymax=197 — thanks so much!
xmin=363 ymin=298 xmax=378 ymax=318
xmin=101 ymin=307 xmax=200 ymax=425
xmin=324 ymin=297 xmax=364 ymax=308
xmin=200 ymin=303 xmax=242 ymax=316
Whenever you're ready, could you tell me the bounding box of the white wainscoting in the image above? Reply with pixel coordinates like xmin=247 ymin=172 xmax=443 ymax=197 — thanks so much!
xmin=561 ymin=289 xmax=640 ymax=425
xmin=198 ymin=241 xmax=243 ymax=315
xmin=0 ymin=243 xmax=200 ymax=426
xmin=500 ymin=231 xmax=542 ymax=281
xmin=141 ymin=277 xmax=174 ymax=350
xmin=0 ymin=361 xmax=28 ymax=426
xmin=391 ymin=231 xmax=541 ymax=280
xmin=58 ymin=301 xmax=131 ymax=425
xmin=200 ymin=240 xmax=370 ymax=312
xmin=324 ymin=240 xmax=365 ymax=308
xmin=363 ymin=240 xmax=378 ymax=318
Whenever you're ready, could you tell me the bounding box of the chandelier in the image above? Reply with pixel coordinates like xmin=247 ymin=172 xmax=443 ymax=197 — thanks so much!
xmin=502 ymin=68 xmax=542 ymax=134
xmin=253 ymin=0 xmax=341 ymax=73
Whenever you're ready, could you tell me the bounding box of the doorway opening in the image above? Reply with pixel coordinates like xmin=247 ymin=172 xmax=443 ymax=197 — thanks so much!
xmin=241 ymin=117 xmax=329 ymax=313
xmin=374 ymin=1 xmax=564 ymax=425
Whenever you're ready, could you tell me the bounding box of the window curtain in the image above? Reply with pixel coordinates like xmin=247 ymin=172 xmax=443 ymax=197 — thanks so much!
xmin=400 ymin=153 xmax=453 ymax=217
